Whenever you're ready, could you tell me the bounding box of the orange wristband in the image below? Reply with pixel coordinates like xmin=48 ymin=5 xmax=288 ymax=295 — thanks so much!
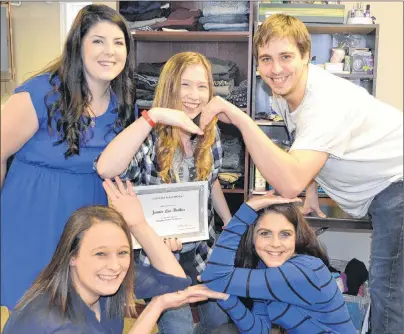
xmin=141 ymin=110 xmax=156 ymax=128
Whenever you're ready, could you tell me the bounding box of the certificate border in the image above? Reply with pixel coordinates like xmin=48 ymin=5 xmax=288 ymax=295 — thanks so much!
xmin=131 ymin=181 xmax=209 ymax=249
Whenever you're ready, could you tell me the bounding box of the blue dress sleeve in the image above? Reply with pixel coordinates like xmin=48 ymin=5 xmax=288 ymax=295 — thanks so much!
xmin=217 ymin=296 xmax=271 ymax=334
xmin=201 ymin=203 xmax=326 ymax=307
xmin=13 ymin=74 xmax=57 ymax=124
xmin=135 ymin=263 xmax=192 ymax=299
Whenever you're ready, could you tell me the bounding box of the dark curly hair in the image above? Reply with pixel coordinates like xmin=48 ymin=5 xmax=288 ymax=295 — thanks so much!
xmin=35 ymin=4 xmax=135 ymax=158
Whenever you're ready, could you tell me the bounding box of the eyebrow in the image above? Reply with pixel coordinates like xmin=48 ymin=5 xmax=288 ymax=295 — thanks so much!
xmin=91 ymin=245 xmax=130 ymax=251
xmin=90 ymin=35 xmax=125 ymax=40
xmin=181 ymin=78 xmax=208 ymax=84
xmin=256 ymin=228 xmax=294 ymax=234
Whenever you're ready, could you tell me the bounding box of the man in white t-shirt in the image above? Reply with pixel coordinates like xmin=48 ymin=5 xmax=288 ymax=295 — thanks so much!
xmin=200 ymin=14 xmax=403 ymax=334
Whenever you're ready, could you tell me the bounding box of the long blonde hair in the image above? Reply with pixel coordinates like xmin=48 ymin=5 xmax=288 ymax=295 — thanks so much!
xmin=153 ymin=52 xmax=218 ymax=183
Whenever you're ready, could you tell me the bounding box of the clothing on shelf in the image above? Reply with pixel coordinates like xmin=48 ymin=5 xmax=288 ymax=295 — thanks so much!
xmin=220 ymin=134 xmax=244 ymax=173
xmin=213 ymin=79 xmax=234 ymax=98
xmin=202 ymin=1 xmax=250 ymax=17
xmin=150 ymin=8 xmax=202 ymax=30
xmin=226 ymin=79 xmax=248 ymax=108
xmin=120 ymin=2 xmax=172 ymax=31
xmin=127 ymin=17 xmax=167 ymax=30
xmin=199 ymin=14 xmax=249 ymax=25
xmin=135 ymin=63 xmax=166 ymax=108
xmin=208 ymin=57 xmax=239 ymax=82
xmin=203 ymin=23 xmax=249 ymax=31
xmin=200 ymin=1 xmax=249 ymax=31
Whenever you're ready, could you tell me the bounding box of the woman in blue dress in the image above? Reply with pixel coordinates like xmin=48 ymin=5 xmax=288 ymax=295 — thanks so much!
xmin=0 ymin=4 xmax=137 ymax=308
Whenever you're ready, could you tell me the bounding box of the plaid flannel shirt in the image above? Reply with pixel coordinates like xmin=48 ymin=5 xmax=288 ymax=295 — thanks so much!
xmin=118 ymin=127 xmax=223 ymax=273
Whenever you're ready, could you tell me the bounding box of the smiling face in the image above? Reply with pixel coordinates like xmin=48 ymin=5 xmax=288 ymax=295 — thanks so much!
xmin=81 ymin=21 xmax=127 ymax=85
xmin=257 ymin=37 xmax=309 ymax=107
xmin=70 ymin=222 xmax=131 ymax=305
xmin=179 ymin=63 xmax=210 ymax=120
xmin=254 ymin=211 xmax=296 ymax=267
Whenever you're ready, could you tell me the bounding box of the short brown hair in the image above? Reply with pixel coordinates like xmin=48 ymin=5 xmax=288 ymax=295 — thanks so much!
xmin=253 ymin=14 xmax=311 ymax=60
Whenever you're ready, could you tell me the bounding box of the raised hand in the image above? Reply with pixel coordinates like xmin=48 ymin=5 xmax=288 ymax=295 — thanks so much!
xmin=148 ymin=107 xmax=203 ymax=135
xmin=102 ymin=177 xmax=146 ymax=228
xmin=246 ymin=190 xmax=302 ymax=211
xmin=301 ymin=184 xmax=326 ymax=218
xmin=199 ymin=96 xmax=243 ymax=131
xmin=157 ymin=285 xmax=229 ymax=311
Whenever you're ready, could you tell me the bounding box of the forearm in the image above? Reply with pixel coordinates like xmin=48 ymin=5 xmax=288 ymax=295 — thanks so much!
xmin=131 ymin=222 xmax=186 ymax=278
xmin=201 ymin=203 xmax=257 ymax=285
xmin=96 ymin=117 xmax=152 ymax=178
xmin=128 ymin=297 xmax=163 ymax=334
xmin=306 ymin=179 xmax=318 ymax=196
xmin=218 ymin=296 xmax=271 ymax=334
xmin=234 ymin=114 xmax=306 ymax=197
xmin=212 ymin=180 xmax=232 ymax=226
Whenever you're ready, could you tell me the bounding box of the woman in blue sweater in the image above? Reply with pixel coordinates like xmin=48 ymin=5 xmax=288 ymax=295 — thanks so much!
xmin=201 ymin=192 xmax=356 ymax=333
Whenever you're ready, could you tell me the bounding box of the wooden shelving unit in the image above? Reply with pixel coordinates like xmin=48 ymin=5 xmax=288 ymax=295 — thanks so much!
xmin=132 ymin=31 xmax=249 ymax=42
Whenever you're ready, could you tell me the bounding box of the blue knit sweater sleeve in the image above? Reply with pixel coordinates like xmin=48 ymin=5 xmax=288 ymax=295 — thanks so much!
xmin=201 ymin=203 xmax=324 ymax=307
xmin=217 ymin=296 xmax=271 ymax=334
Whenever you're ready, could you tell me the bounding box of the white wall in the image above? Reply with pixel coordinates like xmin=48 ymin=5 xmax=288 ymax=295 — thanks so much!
xmin=319 ymin=232 xmax=371 ymax=268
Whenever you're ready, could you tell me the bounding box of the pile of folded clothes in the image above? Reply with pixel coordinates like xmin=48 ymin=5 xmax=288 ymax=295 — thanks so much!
xmin=119 ymin=2 xmax=171 ymax=32
xmin=226 ymin=79 xmax=248 ymax=108
xmin=199 ymin=1 xmax=249 ymax=31
xmin=135 ymin=62 xmax=166 ymax=108
xmin=218 ymin=133 xmax=245 ymax=190
xmin=208 ymin=57 xmax=239 ymax=98
xmin=150 ymin=7 xmax=202 ymax=31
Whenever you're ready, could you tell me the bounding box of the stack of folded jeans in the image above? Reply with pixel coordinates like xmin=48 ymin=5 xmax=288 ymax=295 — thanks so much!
xmin=120 ymin=2 xmax=171 ymax=31
xmin=135 ymin=62 xmax=166 ymax=108
xmin=208 ymin=58 xmax=239 ymax=97
xmin=150 ymin=7 xmax=202 ymax=31
xmin=200 ymin=1 xmax=249 ymax=31
xmin=218 ymin=133 xmax=244 ymax=189
xmin=226 ymin=79 xmax=248 ymax=108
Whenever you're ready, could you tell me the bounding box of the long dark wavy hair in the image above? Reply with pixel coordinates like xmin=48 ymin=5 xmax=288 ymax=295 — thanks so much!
xmin=34 ymin=4 xmax=135 ymax=158
xmin=15 ymin=206 xmax=136 ymax=320
xmin=235 ymin=203 xmax=329 ymax=269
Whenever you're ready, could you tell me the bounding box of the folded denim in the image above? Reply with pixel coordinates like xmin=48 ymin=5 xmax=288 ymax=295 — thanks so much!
xmin=199 ymin=14 xmax=248 ymax=24
xmin=203 ymin=23 xmax=249 ymax=30
xmin=203 ymin=1 xmax=249 ymax=16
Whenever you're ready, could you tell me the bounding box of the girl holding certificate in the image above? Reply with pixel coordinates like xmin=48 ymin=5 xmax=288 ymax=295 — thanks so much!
xmin=3 ymin=177 xmax=227 ymax=334
xmin=96 ymin=52 xmax=232 ymax=334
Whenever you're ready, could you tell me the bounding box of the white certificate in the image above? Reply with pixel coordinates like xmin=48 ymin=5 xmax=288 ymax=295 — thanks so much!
xmin=131 ymin=181 xmax=209 ymax=249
